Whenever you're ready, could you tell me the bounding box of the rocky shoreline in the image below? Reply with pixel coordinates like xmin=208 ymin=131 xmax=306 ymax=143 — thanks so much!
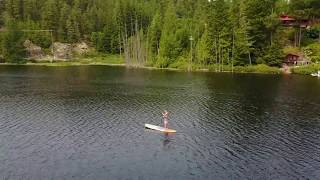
xmin=23 ymin=40 xmax=91 ymax=61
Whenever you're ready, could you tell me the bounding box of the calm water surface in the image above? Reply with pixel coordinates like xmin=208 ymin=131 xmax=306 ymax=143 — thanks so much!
xmin=0 ymin=66 xmax=320 ymax=179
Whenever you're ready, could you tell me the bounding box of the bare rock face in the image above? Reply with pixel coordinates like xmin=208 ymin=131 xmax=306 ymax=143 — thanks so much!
xmin=53 ymin=42 xmax=73 ymax=60
xmin=73 ymin=42 xmax=90 ymax=55
xmin=23 ymin=40 xmax=44 ymax=59
xmin=22 ymin=41 xmax=91 ymax=61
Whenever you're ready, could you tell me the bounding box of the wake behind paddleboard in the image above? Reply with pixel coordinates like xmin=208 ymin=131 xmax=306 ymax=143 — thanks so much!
xmin=145 ymin=124 xmax=176 ymax=133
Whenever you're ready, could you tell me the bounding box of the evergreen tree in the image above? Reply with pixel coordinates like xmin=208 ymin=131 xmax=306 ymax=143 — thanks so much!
xmin=91 ymin=32 xmax=105 ymax=52
xmin=42 ymin=0 xmax=59 ymax=35
xmin=245 ymin=0 xmax=276 ymax=62
xmin=258 ymin=42 xmax=284 ymax=67
xmin=147 ymin=11 xmax=162 ymax=60
xmin=1 ymin=20 xmax=25 ymax=63
xmin=196 ymin=24 xmax=210 ymax=65
xmin=231 ymin=0 xmax=253 ymax=65
xmin=207 ymin=0 xmax=232 ymax=68
xmin=158 ymin=1 xmax=179 ymax=67
xmin=58 ymin=2 xmax=71 ymax=42
xmin=5 ymin=0 xmax=22 ymax=20
xmin=0 ymin=0 xmax=318 ymax=67
xmin=0 ymin=0 xmax=5 ymax=26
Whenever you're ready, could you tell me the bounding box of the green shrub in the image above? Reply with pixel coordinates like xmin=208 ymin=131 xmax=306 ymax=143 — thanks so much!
xmin=251 ymin=64 xmax=281 ymax=74
xmin=207 ymin=64 xmax=232 ymax=72
xmin=283 ymin=43 xmax=320 ymax=64
xmin=259 ymin=44 xmax=284 ymax=67
xmin=207 ymin=64 xmax=280 ymax=74
xmin=145 ymin=60 xmax=154 ymax=67
xmin=169 ymin=60 xmax=188 ymax=69
xmin=304 ymin=43 xmax=320 ymax=63
xmin=155 ymin=57 xmax=170 ymax=68
xmin=283 ymin=46 xmax=300 ymax=55
xmin=168 ymin=56 xmax=190 ymax=70
xmin=292 ymin=64 xmax=320 ymax=75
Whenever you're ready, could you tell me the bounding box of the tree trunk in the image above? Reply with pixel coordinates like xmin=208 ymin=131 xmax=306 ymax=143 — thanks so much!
xmin=190 ymin=39 xmax=193 ymax=71
xmin=227 ymin=48 xmax=230 ymax=65
xmin=218 ymin=40 xmax=221 ymax=72
xmin=299 ymin=26 xmax=302 ymax=47
xmin=232 ymin=31 xmax=235 ymax=73
xmin=221 ymin=48 xmax=224 ymax=72
xmin=294 ymin=32 xmax=298 ymax=47
xmin=215 ymin=38 xmax=218 ymax=72
xmin=218 ymin=34 xmax=221 ymax=72
xmin=50 ymin=31 xmax=54 ymax=63
xmin=119 ymin=26 xmax=122 ymax=57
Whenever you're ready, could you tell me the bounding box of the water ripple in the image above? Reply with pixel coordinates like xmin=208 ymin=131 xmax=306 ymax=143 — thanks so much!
xmin=0 ymin=66 xmax=319 ymax=179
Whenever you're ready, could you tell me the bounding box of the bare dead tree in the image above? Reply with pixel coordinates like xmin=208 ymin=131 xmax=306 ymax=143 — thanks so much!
xmin=122 ymin=18 xmax=147 ymax=67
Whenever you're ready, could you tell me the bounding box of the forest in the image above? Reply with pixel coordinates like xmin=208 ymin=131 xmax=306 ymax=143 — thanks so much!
xmin=0 ymin=0 xmax=319 ymax=69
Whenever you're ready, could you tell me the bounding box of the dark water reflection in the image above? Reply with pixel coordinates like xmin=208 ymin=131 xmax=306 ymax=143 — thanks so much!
xmin=0 ymin=66 xmax=320 ymax=179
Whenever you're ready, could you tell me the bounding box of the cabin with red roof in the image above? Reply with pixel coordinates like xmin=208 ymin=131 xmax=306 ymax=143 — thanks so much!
xmin=280 ymin=15 xmax=296 ymax=26
xmin=280 ymin=14 xmax=311 ymax=28
xmin=283 ymin=53 xmax=311 ymax=66
xmin=284 ymin=53 xmax=300 ymax=64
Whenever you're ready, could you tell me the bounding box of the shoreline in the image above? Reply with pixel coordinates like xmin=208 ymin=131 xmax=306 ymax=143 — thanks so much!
xmin=0 ymin=62 xmax=318 ymax=76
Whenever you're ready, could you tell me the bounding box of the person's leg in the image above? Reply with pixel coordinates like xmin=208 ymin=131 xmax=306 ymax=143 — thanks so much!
xmin=164 ymin=118 xmax=168 ymax=128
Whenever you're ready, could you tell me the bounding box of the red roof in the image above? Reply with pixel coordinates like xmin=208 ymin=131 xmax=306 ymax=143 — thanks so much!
xmin=286 ymin=53 xmax=300 ymax=57
xmin=280 ymin=15 xmax=295 ymax=21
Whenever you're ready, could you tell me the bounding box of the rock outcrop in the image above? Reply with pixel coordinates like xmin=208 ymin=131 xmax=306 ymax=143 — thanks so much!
xmin=22 ymin=41 xmax=92 ymax=61
xmin=23 ymin=40 xmax=45 ymax=59
xmin=73 ymin=42 xmax=90 ymax=55
xmin=53 ymin=42 xmax=73 ymax=60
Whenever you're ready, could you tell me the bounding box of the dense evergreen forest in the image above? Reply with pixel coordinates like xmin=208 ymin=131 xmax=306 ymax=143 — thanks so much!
xmin=0 ymin=0 xmax=319 ymax=68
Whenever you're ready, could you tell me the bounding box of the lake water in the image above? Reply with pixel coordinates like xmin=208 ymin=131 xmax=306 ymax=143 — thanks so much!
xmin=0 ymin=65 xmax=320 ymax=179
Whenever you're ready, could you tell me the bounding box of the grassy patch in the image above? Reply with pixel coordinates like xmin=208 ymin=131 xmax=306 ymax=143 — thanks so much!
xmin=78 ymin=53 xmax=124 ymax=65
xmin=234 ymin=64 xmax=281 ymax=74
xmin=21 ymin=53 xmax=124 ymax=66
xmin=168 ymin=60 xmax=190 ymax=70
xmin=207 ymin=64 xmax=281 ymax=74
xmin=167 ymin=61 xmax=281 ymax=74
xmin=1 ymin=53 xmax=282 ymax=75
xmin=292 ymin=63 xmax=320 ymax=75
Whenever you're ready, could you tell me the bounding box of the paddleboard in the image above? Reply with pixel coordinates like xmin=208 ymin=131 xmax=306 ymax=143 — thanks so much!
xmin=145 ymin=124 xmax=176 ymax=133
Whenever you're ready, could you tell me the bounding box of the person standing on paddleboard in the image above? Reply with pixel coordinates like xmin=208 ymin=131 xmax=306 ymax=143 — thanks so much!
xmin=162 ymin=110 xmax=169 ymax=129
